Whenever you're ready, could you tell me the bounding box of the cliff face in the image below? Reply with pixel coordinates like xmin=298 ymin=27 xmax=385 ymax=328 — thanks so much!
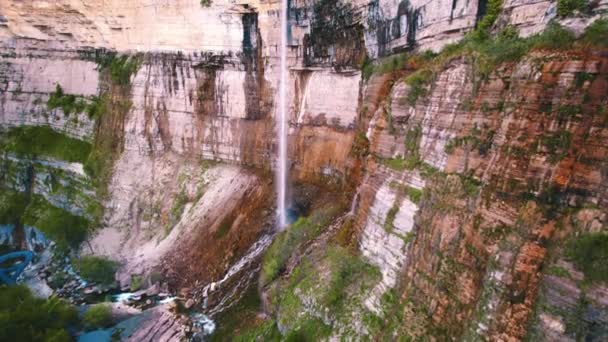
xmin=1 ymin=0 xmax=607 ymax=340
xmin=353 ymin=50 xmax=608 ymax=340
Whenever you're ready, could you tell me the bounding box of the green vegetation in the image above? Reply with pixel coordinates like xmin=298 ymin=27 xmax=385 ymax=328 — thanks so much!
xmin=384 ymin=203 xmax=399 ymax=233
xmin=130 ymin=275 xmax=143 ymax=291
xmin=407 ymin=187 xmax=423 ymax=204
xmin=0 ymin=126 xmax=92 ymax=163
xmin=83 ymin=94 xmax=131 ymax=201
xmin=261 ymin=206 xmax=340 ymax=284
xmin=557 ymin=0 xmax=587 ymax=17
xmin=556 ymin=105 xmax=581 ymax=122
xmin=276 ymin=246 xmax=380 ymax=337
xmin=23 ymin=195 xmax=91 ymax=250
xmin=283 ymin=316 xmax=332 ymax=341
xmin=361 ymin=56 xmax=375 ymax=81
xmin=363 ymin=290 xmax=428 ymax=340
xmin=95 ymin=53 xmax=140 ymax=86
xmin=478 ymin=0 xmax=502 ymax=32
xmin=210 ymin=283 xmax=279 ymax=341
xmin=0 ymin=285 xmax=78 ymax=342
xmin=541 ymin=130 xmax=571 ymax=162
xmin=582 ymin=19 xmax=608 ymax=48
xmin=566 ymin=232 xmax=608 ymax=282
xmin=47 ymin=84 xmax=103 ymax=118
xmin=389 ymin=181 xmax=424 ymax=204
xmin=324 ymin=246 xmax=378 ymax=308
xmin=548 ymin=265 xmax=571 ymax=278
xmin=573 ymin=73 xmax=594 ymax=88
xmin=374 ymin=53 xmax=409 ymax=76
xmin=213 ymin=214 xmax=234 ymax=240
xmin=334 ymin=216 xmax=356 ymax=249
xmin=83 ymin=303 xmax=113 ymax=330
xmin=232 ymin=320 xmax=281 ymax=342
xmin=382 ymin=157 xmax=407 ymax=171
xmin=0 ymin=187 xmax=96 ymax=251
xmin=73 ymin=256 xmax=119 ymax=286
xmin=166 ymin=188 xmax=188 ymax=234
xmin=350 ymin=131 xmax=370 ymax=157
xmin=200 ymin=0 xmax=212 ymax=6
xmin=0 ymin=190 xmax=27 ymax=224
xmin=529 ymin=22 xmax=576 ymax=51
xmin=405 ymin=125 xmax=422 ymax=155
xmin=235 ymin=235 xmax=380 ymax=340
xmin=445 ymin=125 xmax=495 ymax=156
xmin=362 ymin=51 xmax=435 ymax=81
xmin=404 ymin=69 xmax=432 ymax=105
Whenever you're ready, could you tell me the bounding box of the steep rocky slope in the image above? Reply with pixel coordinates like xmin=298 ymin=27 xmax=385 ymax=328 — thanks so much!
xmin=0 ymin=0 xmax=607 ymax=341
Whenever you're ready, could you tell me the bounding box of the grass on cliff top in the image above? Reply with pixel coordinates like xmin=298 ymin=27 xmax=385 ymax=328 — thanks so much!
xmin=0 ymin=285 xmax=78 ymax=342
xmin=366 ymin=7 xmax=584 ymax=105
xmin=0 ymin=126 xmax=92 ymax=163
xmin=72 ymin=256 xmax=119 ymax=286
xmin=566 ymin=232 xmax=608 ymax=283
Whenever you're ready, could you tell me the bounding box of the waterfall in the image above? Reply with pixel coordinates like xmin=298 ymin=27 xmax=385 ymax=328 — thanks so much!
xmin=277 ymin=0 xmax=289 ymax=229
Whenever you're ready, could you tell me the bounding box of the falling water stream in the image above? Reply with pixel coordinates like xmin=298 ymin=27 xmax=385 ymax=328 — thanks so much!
xmin=277 ymin=0 xmax=289 ymax=229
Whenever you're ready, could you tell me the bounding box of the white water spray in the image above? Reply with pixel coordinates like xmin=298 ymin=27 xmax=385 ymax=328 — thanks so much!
xmin=277 ymin=0 xmax=289 ymax=229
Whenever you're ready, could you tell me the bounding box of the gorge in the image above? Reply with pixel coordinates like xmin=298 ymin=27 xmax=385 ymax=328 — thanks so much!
xmin=0 ymin=0 xmax=607 ymax=341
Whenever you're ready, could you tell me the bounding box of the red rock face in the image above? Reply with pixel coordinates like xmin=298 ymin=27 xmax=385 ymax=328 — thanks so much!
xmin=354 ymin=50 xmax=608 ymax=340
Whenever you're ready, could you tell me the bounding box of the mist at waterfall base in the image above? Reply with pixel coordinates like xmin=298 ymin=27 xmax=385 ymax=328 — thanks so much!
xmin=276 ymin=0 xmax=289 ymax=230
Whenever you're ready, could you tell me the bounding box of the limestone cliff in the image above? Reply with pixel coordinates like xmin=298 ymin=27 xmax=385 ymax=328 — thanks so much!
xmin=0 ymin=0 xmax=607 ymax=341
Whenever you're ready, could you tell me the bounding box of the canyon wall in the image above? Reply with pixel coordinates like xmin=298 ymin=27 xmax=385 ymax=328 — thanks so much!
xmin=1 ymin=0 xmax=607 ymax=340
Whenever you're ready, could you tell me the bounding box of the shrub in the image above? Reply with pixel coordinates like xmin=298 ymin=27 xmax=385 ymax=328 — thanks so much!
xmin=566 ymin=232 xmax=608 ymax=282
xmin=0 ymin=285 xmax=78 ymax=342
xmin=96 ymin=53 xmax=140 ymax=86
xmin=542 ymin=130 xmax=571 ymax=162
xmin=582 ymin=19 xmax=608 ymax=48
xmin=477 ymin=0 xmax=502 ymax=32
xmin=382 ymin=157 xmax=407 ymax=171
xmin=83 ymin=303 xmax=113 ymax=330
xmin=168 ymin=188 xmax=189 ymax=232
xmin=324 ymin=246 xmax=379 ymax=307
xmin=73 ymin=256 xmax=119 ymax=286
xmin=361 ymin=55 xmax=375 ymax=81
xmin=404 ymin=69 xmax=432 ymax=105
xmin=47 ymin=84 xmax=103 ymax=118
xmin=283 ymin=316 xmax=332 ymax=341
xmin=376 ymin=53 xmax=409 ymax=75
xmin=407 ymin=187 xmax=423 ymax=204
xmin=557 ymin=0 xmax=587 ymax=17
xmin=530 ymin=23 xmax=575 ymax=51
xmin=351 ymin=131 xmax=370 ymax=158
xmin=130 ymin=275 xmax=143 ymax=291
xmin=47 ymin=85 xmax=86 ymax=116
xmin=383 ymin=203 xmax=399 ymax=233
xmin=0 ymin=126 xmax=92 ymax=163
xmin=231 ymin=319 xmax=281 ymax=342
xmin=556 ymin=105 xmax=581 ymax=122
xmin=548 ymin=266 xmax=571 ymax=278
